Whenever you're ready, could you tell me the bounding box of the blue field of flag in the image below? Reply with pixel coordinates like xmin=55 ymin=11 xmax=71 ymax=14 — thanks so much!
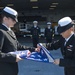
xmin=9 ymin=43 xmax=54 ymax=63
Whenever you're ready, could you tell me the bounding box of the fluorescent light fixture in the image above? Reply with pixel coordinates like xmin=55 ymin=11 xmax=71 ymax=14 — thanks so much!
xmin=32 ymin=6 xmax=38 ymax=8
xmin=52 ymin=3 xmax=58 ymax=5
xmin=49 ymin=8 xmax=54 ymax=10
xmin=30 ymin=0 xmax=38 ymax=2
xmin=7 ymin=4 xmax=14 ymax=6
xmin=50 ymin=6 xmax=56 ymax=7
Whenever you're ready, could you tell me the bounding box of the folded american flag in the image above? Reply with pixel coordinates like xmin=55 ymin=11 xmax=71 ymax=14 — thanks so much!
xmin=9 ymin=43 xmax=54 ymax=63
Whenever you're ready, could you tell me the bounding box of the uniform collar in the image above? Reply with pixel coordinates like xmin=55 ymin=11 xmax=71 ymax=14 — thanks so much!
xmin=2 ymin=23 xmax=11 ymax=31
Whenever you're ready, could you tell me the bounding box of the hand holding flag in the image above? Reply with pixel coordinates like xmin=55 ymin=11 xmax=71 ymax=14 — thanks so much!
xmin=9 ymin=43 xmax=54 ymax=63
xmin=54 ymin=59 xmax=60 ymax=65
xmin=37 ymin=43 xmax=54 ymax=62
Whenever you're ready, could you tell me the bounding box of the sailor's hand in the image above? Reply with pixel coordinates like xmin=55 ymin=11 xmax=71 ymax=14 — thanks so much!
xmin=35 ymin=47 xmax=40 ymax=52
xmin=16 ymin=55 xmax=22 ymax=62
xmin=35 ymin=44 xmax=41 ymax=52
xmin=27 ymin=50 xmax=31 ymax=57
xmin=53 ymin=59 xmax=60 ymax=65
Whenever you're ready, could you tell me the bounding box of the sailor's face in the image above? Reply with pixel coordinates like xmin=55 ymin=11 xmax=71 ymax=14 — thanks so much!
xmin=7 ymin=17 xmax=16 ymax=27
xmin=3 ymin=16 xmax=16 ymax=28
xmin=60 ymin=29 xmax=71 ymax=38
xmin=48 ymin=25 xmax=51 ymax=28
xmin=34 ymin=23 xmax=37 ymax=27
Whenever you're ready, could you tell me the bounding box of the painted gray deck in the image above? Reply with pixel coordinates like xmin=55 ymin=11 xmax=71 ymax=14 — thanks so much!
xmin=17 ymin=36 xmax=64 ymax=75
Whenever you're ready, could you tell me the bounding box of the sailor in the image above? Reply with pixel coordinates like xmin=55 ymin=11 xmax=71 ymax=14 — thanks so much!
xmin=31 ymin=21 xmax=40 ymax=47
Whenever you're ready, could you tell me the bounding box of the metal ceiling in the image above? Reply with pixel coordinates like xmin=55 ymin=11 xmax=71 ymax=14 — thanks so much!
xmin=0 ymin=0 xmax=75 ymax=12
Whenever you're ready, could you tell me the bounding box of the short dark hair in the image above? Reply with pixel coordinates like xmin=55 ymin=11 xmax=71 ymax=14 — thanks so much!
xmin=0 ymin=13 xmax=11 ymax=23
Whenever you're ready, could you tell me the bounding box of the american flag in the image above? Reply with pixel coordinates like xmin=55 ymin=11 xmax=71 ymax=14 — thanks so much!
xmin=9 ymin=43 xmax=54 ymax=63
